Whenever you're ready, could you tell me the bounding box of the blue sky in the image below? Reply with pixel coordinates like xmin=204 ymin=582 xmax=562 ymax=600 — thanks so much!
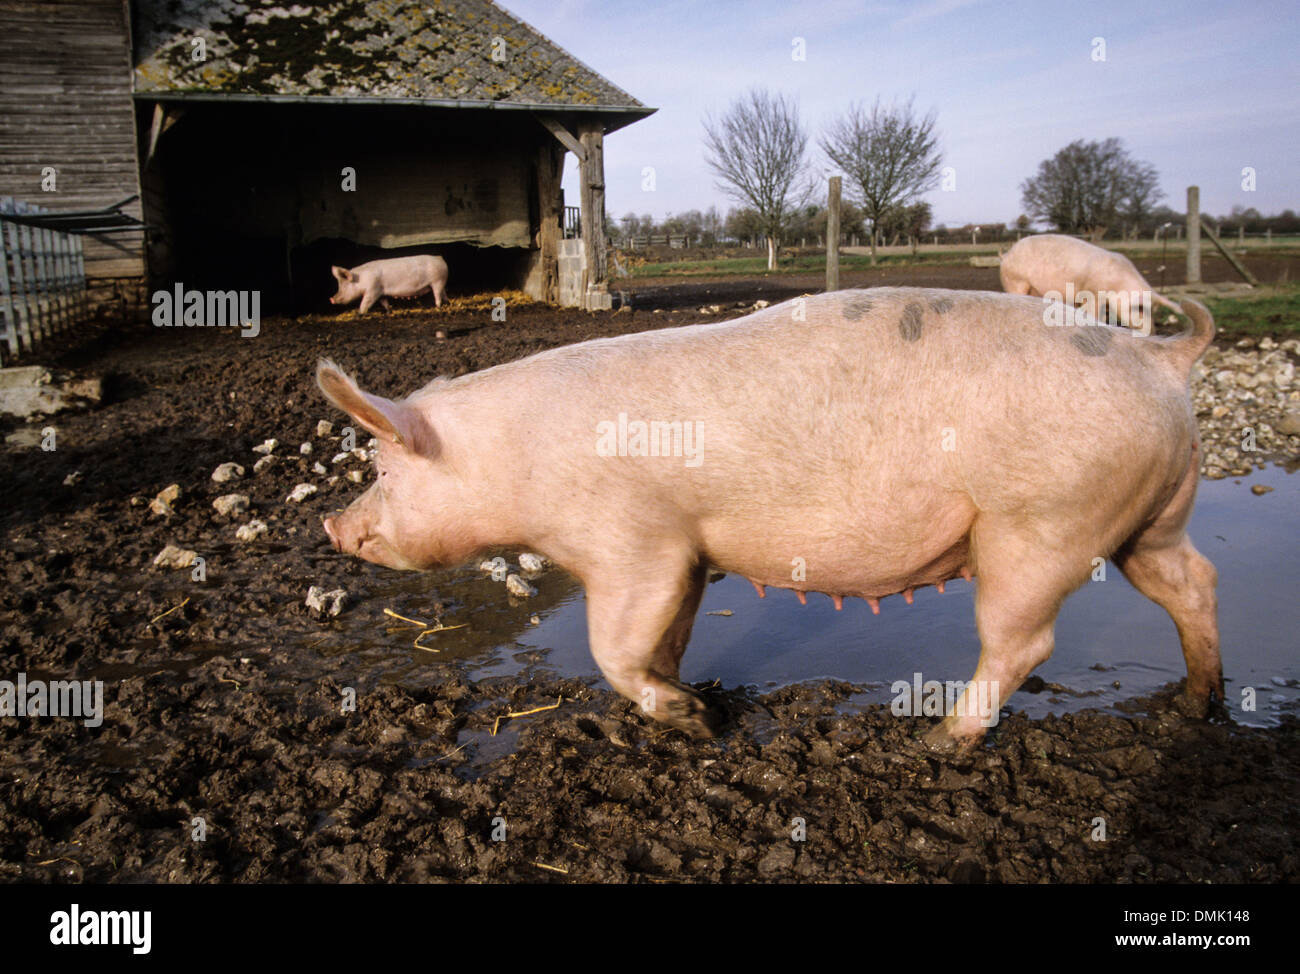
xmin=502 ymin=0 xmax=1300 ymax=227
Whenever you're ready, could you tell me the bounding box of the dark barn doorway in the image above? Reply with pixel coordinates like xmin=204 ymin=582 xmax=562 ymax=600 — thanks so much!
xmin=140 ymin=102 xmax=539 ymax=313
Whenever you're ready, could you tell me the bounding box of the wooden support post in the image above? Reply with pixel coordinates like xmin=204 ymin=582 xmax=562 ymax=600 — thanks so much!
xmin=577 ymin=121 xmax=607 ymax=303
xmin=826 ymin=176 xmax=841 ymax=292
xmin=534 ymin=139 xmax=563 ymax=304
xmin=1200 ymin=218 xmax=1258 ymax=285
xmin=1186 ymin=186 xmax=1201 ymax=284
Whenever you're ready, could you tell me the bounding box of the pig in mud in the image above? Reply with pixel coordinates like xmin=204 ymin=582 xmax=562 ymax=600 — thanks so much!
xmin=317 ymin=287 xmax=1221 ymax=747
xmin=330 ymin=255 xmax=448 ymax=314
xmin=1000 ymin=234 xmax=1182 ymax=333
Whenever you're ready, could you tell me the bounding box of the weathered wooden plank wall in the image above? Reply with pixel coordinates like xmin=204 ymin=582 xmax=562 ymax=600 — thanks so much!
xmin=0 ymin=0 xmax=144 ymax=280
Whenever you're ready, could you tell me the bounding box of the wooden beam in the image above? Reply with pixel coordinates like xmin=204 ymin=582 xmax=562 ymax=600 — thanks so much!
xmin=1199 ymin=218 xmax=1258 ymax=286
xmin=144 ymin=103 xmax=184 ymax=168
xmin=533 ymin=114 xmax=585 ymax=163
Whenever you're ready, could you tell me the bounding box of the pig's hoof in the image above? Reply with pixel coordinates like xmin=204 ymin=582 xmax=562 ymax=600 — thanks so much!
xmin=1172 ymin=690 xmax=1210 ymax=719
xmin=1172 ymin=686 xmax=1227 ymax=721
xmin=662 ymin=690 xmax=723 ymax=739
xmin=921 ymin=724 xmax=980 ymax=754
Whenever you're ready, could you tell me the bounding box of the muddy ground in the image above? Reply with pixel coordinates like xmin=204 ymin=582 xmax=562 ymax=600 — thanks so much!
xmin=1 ymin=260 xmax=1297 ymax=883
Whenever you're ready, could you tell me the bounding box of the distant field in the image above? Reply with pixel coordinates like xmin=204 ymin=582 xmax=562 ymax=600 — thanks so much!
xmin=627 ymin=251 xmax=972 ymax=277
xmin=625 ymin=240 xmax=1300 ymax=279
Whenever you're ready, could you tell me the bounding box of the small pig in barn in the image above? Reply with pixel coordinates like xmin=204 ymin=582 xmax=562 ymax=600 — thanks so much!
xmin=1000 ymin=233 xmax=1182 ymax=333
xmin=329 ymin=255 xmax=448 ymax=314
xmin=317 ymin=287 xmax=1221 ymax=747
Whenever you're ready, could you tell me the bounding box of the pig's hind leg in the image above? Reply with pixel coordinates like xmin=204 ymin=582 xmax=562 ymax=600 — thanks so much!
xmin=1112 ymin=460 xmax=1222 ymax=716
xmin=584 ymin=557 xmax=720 ymax=739
xmin=1114 ymin=536 xmax=1221 ymax=715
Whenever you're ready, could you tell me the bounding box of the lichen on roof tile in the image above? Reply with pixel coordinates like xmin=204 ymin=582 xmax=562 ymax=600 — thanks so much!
xmin=132 ymin=0 xmax=649 ymax=111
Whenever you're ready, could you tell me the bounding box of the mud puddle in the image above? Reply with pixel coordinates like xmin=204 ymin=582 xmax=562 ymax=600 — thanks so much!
xmin=306 ymin=464 xmax=1299 ymax=734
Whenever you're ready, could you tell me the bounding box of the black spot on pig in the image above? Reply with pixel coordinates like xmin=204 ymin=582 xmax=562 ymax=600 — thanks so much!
xmin=1070 ymin=326 xmax=1114 ymax=357
xmin=842 ymin=293 xmax=875 ymax=321
xmin=899 ymin=303 xmax=924 ymax=342
xmin=928 ymin=297 xmax=954 ymax=314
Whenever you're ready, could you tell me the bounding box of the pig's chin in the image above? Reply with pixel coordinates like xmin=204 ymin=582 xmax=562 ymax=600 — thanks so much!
xmin=357 ymin=542 xmax=424 ymax=572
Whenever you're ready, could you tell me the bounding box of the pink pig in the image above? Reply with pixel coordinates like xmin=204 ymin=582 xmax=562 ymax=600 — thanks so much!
xmin=329 ymin=255 xmax=448 ymax=313
xmin=1000 ymin=234 xmax=1182 ymax=333
xmin=317 ymin=287 xmax=1221 ymax=747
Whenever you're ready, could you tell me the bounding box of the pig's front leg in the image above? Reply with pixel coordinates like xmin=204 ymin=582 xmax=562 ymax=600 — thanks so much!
xmin=359 ymin=289 xmax=382 ymax=314
xmin=925 ymin=519 xmax=1086 ymax=749
xmin=584 ymin=557 xmax=720 ymax=738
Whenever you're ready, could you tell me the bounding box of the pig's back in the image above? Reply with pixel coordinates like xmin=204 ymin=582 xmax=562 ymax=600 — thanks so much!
xmin=1003 ymin=234 xmax=1141 ymax=293
xmin=440 ymin=286 xmax=1190 ymax=504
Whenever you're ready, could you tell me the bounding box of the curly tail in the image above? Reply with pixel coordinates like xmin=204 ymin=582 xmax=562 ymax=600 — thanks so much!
xmin=1160 ymin=298 xmax=1214 ymax=373
xmin=1153 ymin=291 xmax=1184 ymax=316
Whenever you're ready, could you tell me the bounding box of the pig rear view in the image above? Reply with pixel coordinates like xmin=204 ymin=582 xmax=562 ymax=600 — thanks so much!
xmin=330 ymin=255 xmax=448 ymax=314
xmin=316 ymin=287 xmax=1221 ymax=747
xmin=1000 ymin=233 xmax=1182 ymax=332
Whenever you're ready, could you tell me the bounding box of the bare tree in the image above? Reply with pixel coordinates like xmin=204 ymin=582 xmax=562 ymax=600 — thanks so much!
xmin=820 ymin=97 xmax=942 ymax=263
xmin=703 ymin=88 xmax=812 ymax=270
xmin=1121 ymin=160 xmax=1163 ymax=240
xmin=1021 ymin=138 xmax=1161 ymax=241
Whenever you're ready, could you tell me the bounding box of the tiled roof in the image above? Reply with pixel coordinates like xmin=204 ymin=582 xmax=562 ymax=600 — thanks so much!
xmin=132 ymin=0 xmax=652 ymax=116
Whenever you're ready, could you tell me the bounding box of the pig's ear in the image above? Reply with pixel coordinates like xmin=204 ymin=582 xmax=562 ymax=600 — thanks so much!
xmin=316 ymin=360 xmax=433 ymax=453
xmin=331 ymin=266 xmax=350 ymax=282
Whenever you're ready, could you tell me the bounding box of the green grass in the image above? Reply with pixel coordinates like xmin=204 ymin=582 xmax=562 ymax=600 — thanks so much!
xmin=627 ymin=251 xmax=978 ymax=278
xmin=1202 ymin=286 xmax=1300 ymax=338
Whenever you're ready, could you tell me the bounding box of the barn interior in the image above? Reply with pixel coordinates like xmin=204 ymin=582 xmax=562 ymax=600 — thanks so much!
xmin=138 ymin=101 xmax=550 ymax=312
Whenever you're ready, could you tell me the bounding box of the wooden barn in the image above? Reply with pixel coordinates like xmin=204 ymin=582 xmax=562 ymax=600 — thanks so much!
xmin=0 ymin=0 xmax=654 ymax=311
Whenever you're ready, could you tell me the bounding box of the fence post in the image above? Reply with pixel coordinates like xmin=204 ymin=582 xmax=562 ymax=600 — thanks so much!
xmin=0 ymin=203 xmax=15 ymax=362
xmin=1186 ymin=186 xmax=1201 ymax=284
xmin=19 ymin=217 xmax=43 ymax=341
xmin=6 ymin=210 xmax=32 ymax=350
xmin=49 ymin=222 xmax=65 ymax=333
xmin=826 ymin=175 xmax=841 ymax=293
xmin=41 ymin=222 xmax=58 ymax=334
xmin=59 ymin=230 xmax=73 ymax=330
xmin=75 ymin=234 xmax=87 ymax=321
